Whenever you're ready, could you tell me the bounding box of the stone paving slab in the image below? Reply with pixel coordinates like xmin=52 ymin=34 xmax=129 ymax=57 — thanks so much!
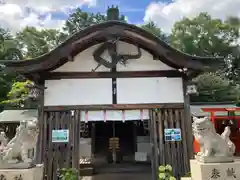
xmin=81 ymin=172 xmax=152 ymax=180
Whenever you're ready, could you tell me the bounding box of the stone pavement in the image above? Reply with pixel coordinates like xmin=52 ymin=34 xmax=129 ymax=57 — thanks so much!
xmin=81 ymin=172 xmax=152 ymax=180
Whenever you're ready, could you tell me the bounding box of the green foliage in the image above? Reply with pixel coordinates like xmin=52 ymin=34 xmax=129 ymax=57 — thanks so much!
xmin=158 ymin=165 xmax=176 ymax=180
xmin=16 ymin=27 xmax=67 ymax=58
xmin=2 ymin=27 xmax=67 ymax=107
xmin=0 ymin=28 xmax=22 ymax=60
xmin=183 ymin=172 xmax=191 ymax=177
xmin=57 ymin=168 xmax=78 ymax=180
xmin=236 ymin=101 xmax=240 ymax=107
xmin=170 ymin=13 xmax=240 ymax=76
xmin=170 ymin=13 xmax=240 ymax=102
xmin=63 ymin=6 xmax=126 ymax=35
xmin=63 ymin=8 xmax=106 ymax=34
xmin=0 ymin=27 xmax=23 ymax=110
xmin=0 ymin=80 xmax=32 ymax=107
xmin=191 ymin=72 xmax=240 ymax=102
xmin=141 ymin=21 xmax=169 ymax=42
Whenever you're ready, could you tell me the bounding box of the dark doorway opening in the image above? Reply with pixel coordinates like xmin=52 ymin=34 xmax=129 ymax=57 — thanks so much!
xmin=94 ymin=121 xmax=111 ymax=156
xmin=94 ymin=121 xmax=135 ymax=163
xmin=115 ymin=121 xmax=135 ymax=160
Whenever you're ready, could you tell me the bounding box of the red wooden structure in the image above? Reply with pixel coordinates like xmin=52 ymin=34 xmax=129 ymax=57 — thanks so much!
xmin=193 ymin=107 xmax=240 ymax=154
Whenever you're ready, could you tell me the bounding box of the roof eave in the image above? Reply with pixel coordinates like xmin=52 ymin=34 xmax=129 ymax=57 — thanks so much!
xmin=1 ymin=21 xmax=217 ymax=75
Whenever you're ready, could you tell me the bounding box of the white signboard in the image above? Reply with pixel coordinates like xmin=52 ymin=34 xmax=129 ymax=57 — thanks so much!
xmin=164 ymin=128 xmax=182 ymax=141
xmin=52 ymin=129 xmax=69 ymax=143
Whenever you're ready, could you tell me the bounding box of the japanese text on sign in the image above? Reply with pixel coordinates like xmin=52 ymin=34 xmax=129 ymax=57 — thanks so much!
xmin=164 ymin=128 xmax=181 ymax=141
xmin=52 ymin=129 xmax=69 ymax=143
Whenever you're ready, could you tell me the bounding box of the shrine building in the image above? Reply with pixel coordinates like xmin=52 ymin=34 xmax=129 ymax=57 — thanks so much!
xmin=1 ymin=7 xmax=218 ymax=180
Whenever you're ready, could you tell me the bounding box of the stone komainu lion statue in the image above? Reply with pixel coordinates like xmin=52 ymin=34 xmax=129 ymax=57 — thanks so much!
xmin=192 ymin=116 xmax=235 ymax=160
xmin=0 ymin=119 xmax=38 ymax=164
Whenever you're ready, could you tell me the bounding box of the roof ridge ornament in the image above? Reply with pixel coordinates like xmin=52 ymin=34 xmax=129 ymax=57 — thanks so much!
xmin=107 ymin=5 xmax=120 ymax=21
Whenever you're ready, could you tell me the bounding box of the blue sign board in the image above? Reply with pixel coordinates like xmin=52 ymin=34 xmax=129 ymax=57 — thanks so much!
xmin=164 ymin=128 xmax=182 ymax=141
xmin=52 ymin=129 xmax=69 ymax=143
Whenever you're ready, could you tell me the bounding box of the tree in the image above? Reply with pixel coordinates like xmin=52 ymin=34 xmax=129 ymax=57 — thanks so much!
xmin=191 ymin=72 xmax=240 ymax=102
xmin=141 ymin=21 xmax=169 ymax=42
xmin=224 ymin=16 xmax=240 ymax=83
xmin=63 ymin=8 xmax=106 ymax=34
xmin=0 ymin=28 xmax=23 ymax=110
xmin=1 ymin=27 xmax=67 ymax=107
xmin=170 ymin=13 xmax=239 ymax=72
xmin=63 ymin=6 xmax=126 ymax=35
xmin=16 ymin=27 xmax=67 ymax=58
xmin=170 ymin=13 xmax=240 ymax=102
xmin=0 ymin=28 xmax=22 ymax=60
xmin=1 ymin=80 xmax=32 ymax=107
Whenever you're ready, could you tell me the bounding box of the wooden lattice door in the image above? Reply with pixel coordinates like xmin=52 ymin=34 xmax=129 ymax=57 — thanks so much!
xmin=41 ymin=110 xmax=81 ymax=180
xmin=149 ymin=108 xmax=191 ymax=179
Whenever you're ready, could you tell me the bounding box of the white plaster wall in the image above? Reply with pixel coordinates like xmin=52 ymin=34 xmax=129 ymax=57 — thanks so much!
xmin=44 ymin=79 xmax=112 ymax=106
xmin=44 ymin=77 xmax=184 ymax=106
xmin=116 ymin=41 xmax=174 ymax=71
xmin=117 ymin=77 xmax=184 ymax=104
xmin=52 ymin=41 xmax=174 ymax=72
xmin=53 ymin=43 xmax=111 ymax=72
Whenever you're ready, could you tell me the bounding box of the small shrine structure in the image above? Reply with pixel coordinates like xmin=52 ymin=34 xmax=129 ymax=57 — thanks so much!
xmin=1 ymin=7 xmax=218 ymax=180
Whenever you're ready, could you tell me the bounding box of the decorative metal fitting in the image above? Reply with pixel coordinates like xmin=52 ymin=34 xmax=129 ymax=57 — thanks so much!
xmin=186 ymin=81 xmax=198 ymax=95
xmin=24 ymin=83 xmax=46 ymax=100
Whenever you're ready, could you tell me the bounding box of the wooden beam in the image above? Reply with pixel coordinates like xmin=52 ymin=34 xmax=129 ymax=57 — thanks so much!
xmin=111 ymin=66 xmax=117 ymax=104
xmin=201 ymin=108 xmax=240 ymax=112
xmin=43 ymin=70 xmax=185 ymax=80
xmin=43 ymin=103 xmax=184 ymax=111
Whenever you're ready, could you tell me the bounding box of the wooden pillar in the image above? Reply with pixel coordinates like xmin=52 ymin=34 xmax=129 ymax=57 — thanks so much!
xmin=182 ymin=79 xmax=194 ymax=161
xmin=91 ymin=122 xmax=96 ymax=157
xmin=157 ymin=110 xmax=164 ymax=165
xmin=149 ymin=109 xmax=158 ymax=180
xmin=36 ymin=80 xmax=45 ymax=164
xmin=133 ymin=121 xmax=137 ymax=153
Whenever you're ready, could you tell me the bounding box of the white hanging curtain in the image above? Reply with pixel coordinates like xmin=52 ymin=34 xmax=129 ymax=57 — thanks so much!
xmin=80 ymin=109 xmax=149 ymax=122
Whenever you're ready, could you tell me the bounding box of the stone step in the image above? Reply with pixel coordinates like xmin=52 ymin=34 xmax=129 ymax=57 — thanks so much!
xmin=79 ymin=167 xmax=95 ymax=176
xmin=181 ymin=177 xmax=192 ymax=180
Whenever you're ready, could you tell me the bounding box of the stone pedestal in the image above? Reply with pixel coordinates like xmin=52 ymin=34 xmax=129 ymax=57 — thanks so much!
xmin=0 ymin=164 xmax=44 ymax=180
xmin=195 ymin=155 xmax=234 ymax=163
xmin=190 ymin=159 xmax=240 ymax=180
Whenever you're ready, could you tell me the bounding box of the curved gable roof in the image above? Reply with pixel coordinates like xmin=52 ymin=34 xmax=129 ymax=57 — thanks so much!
xmin=2 ymin=21 xmax=219 ymax=75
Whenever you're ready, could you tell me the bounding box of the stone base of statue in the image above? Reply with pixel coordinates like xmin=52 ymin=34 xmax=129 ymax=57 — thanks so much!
xmin=0 ymin=164 xmax=43 ymax=180
xmin=195 ymin=154 xmax=235 ymax=163
xmin=0 ymin=162 xmax=35 ymax=169
xmin=187 ymin=159 xmax=240 ymax=180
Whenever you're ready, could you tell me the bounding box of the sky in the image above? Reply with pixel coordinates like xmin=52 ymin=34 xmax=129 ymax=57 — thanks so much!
xmin=0 ymin=0 xmax=240 ymax=34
